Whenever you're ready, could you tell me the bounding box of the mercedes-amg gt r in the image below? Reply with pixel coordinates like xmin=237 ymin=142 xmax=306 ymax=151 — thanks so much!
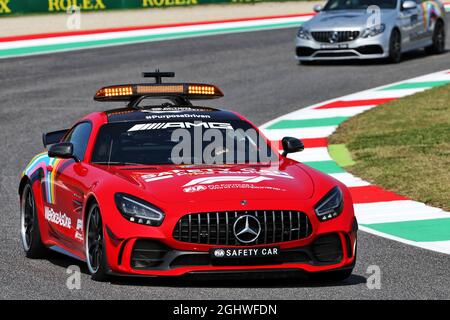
xmin=19 ymin=71 xmax=357 ymax=281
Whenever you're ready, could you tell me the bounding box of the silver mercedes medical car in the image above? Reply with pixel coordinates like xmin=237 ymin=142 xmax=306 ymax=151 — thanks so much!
xmin=295 ymin=0 xmax=446 ymax=63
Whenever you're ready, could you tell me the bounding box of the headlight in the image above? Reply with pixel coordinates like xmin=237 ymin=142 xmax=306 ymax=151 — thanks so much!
xmin=297 ymin=27 xmax=311 ymax=40
xmin=360 ymin=23 xmax=385 ymax=38
xmin=115 ymin=193 xmax=165 ymax=226
xmin=314 ymin=186 xmax=343 ymax=222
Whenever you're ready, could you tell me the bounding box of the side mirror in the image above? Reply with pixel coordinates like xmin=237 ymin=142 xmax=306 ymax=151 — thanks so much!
xmin=48 ymin=142 xmax=78 ymax=161
xmin=313 ymin=4 xmax=323 ymax=12
xmin=42 ymin=129 xmax=69 ymax=148
xmin=281 ymin=137 xmax=304 ymax=157
xmin=402 ymin=0 xmax=417 ymax=10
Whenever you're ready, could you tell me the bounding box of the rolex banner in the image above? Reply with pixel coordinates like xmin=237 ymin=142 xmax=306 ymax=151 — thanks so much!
xmin=0 ymin=0 xmax=281 ymax=15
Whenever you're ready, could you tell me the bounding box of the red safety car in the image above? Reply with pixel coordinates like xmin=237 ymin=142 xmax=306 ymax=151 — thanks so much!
xmin=19 ymin=71 xmax=357 ymax=281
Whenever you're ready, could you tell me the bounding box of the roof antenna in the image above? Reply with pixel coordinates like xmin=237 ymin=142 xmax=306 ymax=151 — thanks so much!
xmin=141 ymin=69 xmax=175 ymax=84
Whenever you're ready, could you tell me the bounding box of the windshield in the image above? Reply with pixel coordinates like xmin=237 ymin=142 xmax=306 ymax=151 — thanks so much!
xmin=323 ymin=0 xmax=398 ymax=10
xmin=91 ymin=120 xmax=277 ymax=166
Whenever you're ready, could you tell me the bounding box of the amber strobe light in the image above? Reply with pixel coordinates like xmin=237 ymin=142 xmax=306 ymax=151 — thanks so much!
xmin=188 ymin=85 xmax=216 ymax=95
xmin=136 ymin=85 xmax=184 ymax=94
xmin=96 ymin=85 xmax=134 ymax=98
xmin=94 ymin=83 xmax=223 ymax=102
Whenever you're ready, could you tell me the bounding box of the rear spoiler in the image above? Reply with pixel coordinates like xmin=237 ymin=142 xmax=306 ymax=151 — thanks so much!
xmin=42 ymin=129 xmax=69 ymax=148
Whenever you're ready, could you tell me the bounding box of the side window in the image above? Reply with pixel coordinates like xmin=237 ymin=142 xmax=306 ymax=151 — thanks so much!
xmin=64 ymin=122 xmax=92 ymax=161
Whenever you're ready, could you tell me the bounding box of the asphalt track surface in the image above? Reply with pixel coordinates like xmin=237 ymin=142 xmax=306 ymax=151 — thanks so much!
xmin=1 ymin=23 xmax=450 ymax=300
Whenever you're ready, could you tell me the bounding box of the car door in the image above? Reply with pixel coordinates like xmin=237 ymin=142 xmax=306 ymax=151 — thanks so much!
xmin=398 ymin=0 xmax=423 ymax=49
xmin=49 ymin=121 xmax=92 ymax=255
xmin=417 ymin=0 xmax=436 ymax=40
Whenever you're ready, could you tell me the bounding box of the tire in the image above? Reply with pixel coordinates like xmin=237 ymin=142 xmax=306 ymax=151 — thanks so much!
xmin=425 ymin=20 xmax=445 ymax=54
xmin=20 ymin=182 xmax=49 ymax=258
xmin=388 ymin=29 xmax=402 ymax=63
xmin=85 ymin=203 xmax=109 ymax=281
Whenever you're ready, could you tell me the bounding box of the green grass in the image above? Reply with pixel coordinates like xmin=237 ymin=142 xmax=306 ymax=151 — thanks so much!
xmin=329 ymin=83 xmax=450 ymax=211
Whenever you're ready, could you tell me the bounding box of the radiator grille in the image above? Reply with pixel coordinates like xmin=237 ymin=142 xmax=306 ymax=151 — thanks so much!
xmin=173 ymin=210 xmax=312 ymax=246
xmin=311 ymin=31 xmax=360 ymax=43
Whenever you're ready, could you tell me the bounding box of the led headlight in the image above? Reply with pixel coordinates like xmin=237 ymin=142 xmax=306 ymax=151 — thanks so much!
xmin=297 ymin=27 xmax=311 ymax=40
xmin=115 ymin=193 xmax=165 ymax=226
xmin=360 ymin=23 xmax=385 ymax=38
xmin=314 ymin=186 xmax=343 ymax=222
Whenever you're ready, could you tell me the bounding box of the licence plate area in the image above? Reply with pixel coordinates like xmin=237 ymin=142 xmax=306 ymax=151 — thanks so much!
xmin=320 ymin=43 xmax=349 ymax=49
xmin=210 ymin=247 xmax=280 ymax=264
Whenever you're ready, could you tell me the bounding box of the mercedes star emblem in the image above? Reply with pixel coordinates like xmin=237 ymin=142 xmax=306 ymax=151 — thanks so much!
xmin=233 ymin=215 xmax=261 ymax=244
xmin=329 ymin=31 xmax=339 ymax=43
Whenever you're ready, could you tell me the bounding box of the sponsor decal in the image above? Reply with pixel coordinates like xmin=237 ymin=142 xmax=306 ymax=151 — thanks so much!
xmin=183 ymin=183 xmax=285 ymax=193
xmin=127 ymin=122 xmax=233 ymax=132
xmin=75 ymin=219 xmax=83 ymax=241
xmin=45 ymin=157 xmax=64 ymax=204
xmin=0 ymin=0 xmax=11 ymax=13
xmin=76 ymin=219 xmax=83 ymax=231
xmin=182 ymin=185 xmax=207 ymax=193
xmin=75 ymin=232 xmax=83 ymax=241
xmin=45 ymin=206 xmax=72 ymax=229
xmin=422 ymin=1 xmax=443 ymax=31
xmin=48 ymin=0 xmax=106 ymax=12
xmin=142 ymin=0 xmax=198 ymax=8
xmin=140 ymin=168 xmax=293 ymax=182
xmin=141 ymin=107 xmax=213 ymax=113
xmin=23 ymin=153 xmax=65 ymax=205
xmin=212 ymin=247 xmax=279 ymax=258
xmin=183 ymin=175 xmax=272 ymax=186
xmin=145 ymin=114 xmax=211 ymax=120
xmin=213 ymin=249 xmax=225 ymax=258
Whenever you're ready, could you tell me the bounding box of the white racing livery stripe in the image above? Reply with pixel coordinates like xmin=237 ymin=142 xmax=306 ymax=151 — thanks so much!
xmin=0 ymin=15 xmax=312 ymax=51
xmin=260 ymin=126 xmax=338 ymax=140
xmin=280 ymin=106 xmax=374 ymax=119
xmin=359 ymin=226 xmax=450 ymax=255
xmin=328 ymin=173 xmax=371 ymax=187
xmin=354 ymin=201 xmax=450 ymax=224
xmin=287 ymin=147 xmax=332 ymax=162
xmin=261 ymin=69 xmax=450 ymax=254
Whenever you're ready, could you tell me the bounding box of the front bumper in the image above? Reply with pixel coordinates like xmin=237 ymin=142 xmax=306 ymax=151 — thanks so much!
xmin=105 ymin=229 xmax=357 ymax=277
xmin=100 ymin=193 xmax=357 ymax=277
xmin=295 ymin=32 xmax=390 ymax=61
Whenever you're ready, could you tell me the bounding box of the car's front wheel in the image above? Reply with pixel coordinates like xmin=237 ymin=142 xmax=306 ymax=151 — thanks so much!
xmin=85 ymin=203 xmax=109 ymax=281
xmin=388 ymin=29 xmax=402 ymax=63
xmin=425 ymin=20 xmax=446 ymax=54
xmin=20 ymin=182 xmax=48 ymax=258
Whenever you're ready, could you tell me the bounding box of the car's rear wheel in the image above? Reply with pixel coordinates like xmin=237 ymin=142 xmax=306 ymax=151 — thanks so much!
xmin=425 ymin=20 xmax=445 ymax=54
xmin=388 ymin=29 xmax=402 ymax=63
xmin=85 ymin=203 xmax=109 ymax=281
xmin=20 ymin=182 xmax=48 ymax=258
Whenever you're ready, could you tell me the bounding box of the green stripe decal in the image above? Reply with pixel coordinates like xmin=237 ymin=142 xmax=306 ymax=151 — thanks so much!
xmin=363 ymin=218 xmax=450 ymax=242
xmin=303 ymin=160 xmax=345 ymax=174
xmin=0 ymin=21 xmax=304 ymax=58
xmin=328 ymin=144 xmax=355 ymax=167
xmin=380 ymin=81 xmax=450 ymax=90
xmin=266 ymin=117 xmax=348 ymax=129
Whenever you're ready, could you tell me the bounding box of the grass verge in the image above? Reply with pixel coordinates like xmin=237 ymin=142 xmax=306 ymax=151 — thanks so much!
xmin=329 ymin=83 xmax=450 ymax=211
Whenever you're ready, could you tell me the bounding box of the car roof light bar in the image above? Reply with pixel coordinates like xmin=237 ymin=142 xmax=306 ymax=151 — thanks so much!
xmin=94 ymin=71 xmax=223 ymax=109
